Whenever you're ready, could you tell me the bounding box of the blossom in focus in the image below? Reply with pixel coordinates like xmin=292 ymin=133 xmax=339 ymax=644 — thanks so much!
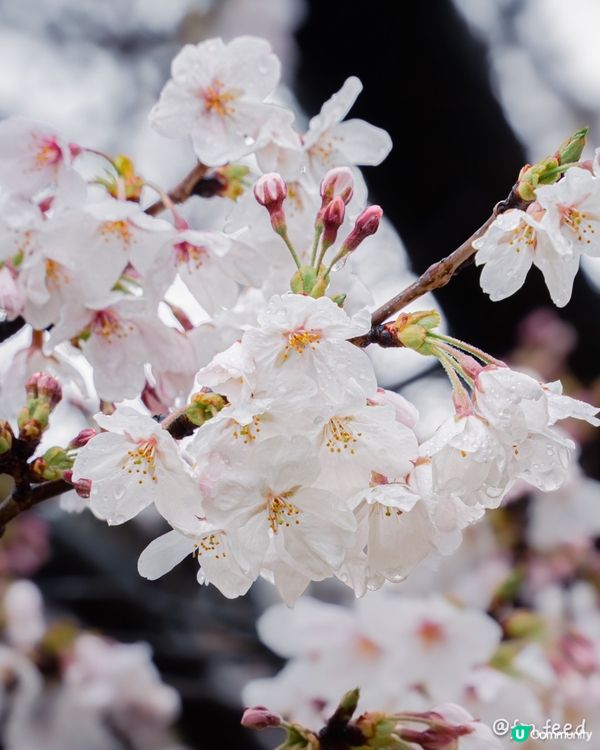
xmin=138 ymin=523 xmax=254 ymax=599
xmin=243 ymin=293 xmax=376 ymax=400
xmin=72 ymin=405 xmax=201 ymax=530
xmin=473 ymin=207 xmax=580 ymax=307
xmin=256 ymin=77 xmax=393 ymax=182
xmin=149 ymin=36 xmax=284 ymax=166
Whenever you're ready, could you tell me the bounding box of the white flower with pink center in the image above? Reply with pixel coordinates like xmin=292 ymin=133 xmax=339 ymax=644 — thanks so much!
xmin=474 ymin=207 xmax=580 ymax=307
xmin=49 ymin=297 xmax=195 ymax=402
xmin=0 ymin=117 xmax=79 ymax=196
xmin=148 ymin=229 xmax=262 ymax=314
xmin=72 ymin=406 xmax=201 ymax=531
xmin=149 ymin=36 xmax=284 ymax=166
xmin=255 ymin=77 xmax=393 ymax=183
xmin=537 ymin=166 xmax=600 ymax=258
xmin=243 ymin=293 xmax=376 ymax=400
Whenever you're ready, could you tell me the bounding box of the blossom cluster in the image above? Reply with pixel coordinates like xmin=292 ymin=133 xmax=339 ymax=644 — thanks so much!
xmin=243 ymin=480 xmax=600 ymax=750
xmin=69 ymin=301 xmax=597 ymax=604
xmin=0 ymin=34 xmax=598 ymax=607
xmin=474 ymin=157 xmax=600 ymax=307
xmin=0 ymin=578 xmax=182 ymax=750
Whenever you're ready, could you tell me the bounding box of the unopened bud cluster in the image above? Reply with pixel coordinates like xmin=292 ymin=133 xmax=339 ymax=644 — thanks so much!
xmin=17 ymin=373 xmax=62 ymax=443
xmin=241 ymin=689 xmax=497 ymax=750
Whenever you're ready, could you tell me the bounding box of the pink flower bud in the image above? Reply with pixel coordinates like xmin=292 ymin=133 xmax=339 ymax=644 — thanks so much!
xmin=25 ymin=372 xmax=62 ymax=407
xmin=341 ymin=205 xmax=383 ymax=253
xmin=63 ymin=470 xmax=92 ymax=499
xmin=69 ymin=142 xmax=83 ymax=158
xmin=241 ymin=706 xmax=282 ymax=730
xmin=322 ymin=196 xmax=346 ymax=248
xmin=254 ymin=173 xmax=287 ymax=207
xmin=254 ymin=173 xmax=288 ymax=234
xmin=69 ymin=428 xmax=97 ymax=448
xmin=320 ymin=167 xmax=354 ymax=205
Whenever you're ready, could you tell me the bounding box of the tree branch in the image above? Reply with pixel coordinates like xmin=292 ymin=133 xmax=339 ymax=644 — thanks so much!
xmin=0 ymin=479 xmax=71 ymax=529
xmin=161 ymin=407 xmax=199 ymax=440
xmin=363 ymin=186 xmax=529 ymax=333
xmin=144 ymin=162 xmax=209 ymax=216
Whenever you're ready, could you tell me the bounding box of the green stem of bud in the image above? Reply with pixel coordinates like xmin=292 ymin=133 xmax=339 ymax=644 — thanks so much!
xmin=310 ymin=224 xmax=324 ymax=267
xmin=277 ymin=228 xmax=302 ymax=269
xmin=429 ymin=332 xmax=502 ymax=366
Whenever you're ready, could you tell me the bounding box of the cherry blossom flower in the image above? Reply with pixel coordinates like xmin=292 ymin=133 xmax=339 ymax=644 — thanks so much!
xmin=315 ymin=397 xmax=418 ymax=496
xmin=149 ymin=36 xmax=284 ymax=165
xmin=49 ymin=297 xmax=195 ymax=402
xmin=138 ymin=523 xmax=254 ymax=599
xmin=473 ymin=207 xmax=580 ymax=307
xmin=243 ymin=293 xmax=376 ymax=400
xmin=0 ymin=117 xmax=79 ymax=197
xmin=536 ymin=166 xmax=600 ymax=258
xmin=420 ymin=412 xmax=511 ymax=508
xmin=63 ymin=634 xmax=180 ymax=729
xmin=72 ymin=405 xmax=201 ymax=530
xmin=148 ymin=228 xmax=262 ymax=314
xmin=244 ymin=593 xmax=504 ymax=727
xmin=204 ymin=437 xmax=356 ymax=594
xmin=256 ymin=77 xmax=392 ymax=182
xmin=343 ymin=476 xmax=436 ymax=593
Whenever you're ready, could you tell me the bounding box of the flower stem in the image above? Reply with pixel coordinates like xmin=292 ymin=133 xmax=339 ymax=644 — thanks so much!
xmin=430 ymin=332 xmax=503 ymax=366
xmin=278 ymin=229 xmax=302 ymax=269
xmin=310 ymin=225 xmax=324 ymax=267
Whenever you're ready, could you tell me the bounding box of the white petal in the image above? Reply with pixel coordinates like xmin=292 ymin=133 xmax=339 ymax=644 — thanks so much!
xmin=138 ymin=530 xmax=193 ymax=580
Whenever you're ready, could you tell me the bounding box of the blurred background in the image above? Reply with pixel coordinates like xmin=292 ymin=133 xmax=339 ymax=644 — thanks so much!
xmin=1 ymin=1 xmax=600 ymax=748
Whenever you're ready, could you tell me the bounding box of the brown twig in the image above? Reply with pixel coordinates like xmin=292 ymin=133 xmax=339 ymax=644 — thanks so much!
xmin=160 ymin=407 xmax=198 ymax=440
xmin=355 ymin=185 xmax=529 ymax=343
xmin=0 ymin=479 xmax=71 ymax=529
xmin=144 ymin=162 xmax=209 ymax=216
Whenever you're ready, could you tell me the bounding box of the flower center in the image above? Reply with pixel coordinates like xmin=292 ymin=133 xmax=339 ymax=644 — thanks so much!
xmin=121 ymin=438 xmax=158 ymax=485
xmin=100 ymin=220 xmax=134 ymax=249
xmin=34 ymin=136 xmax=62 ymax=168
xmin=266 ymin=489 xmax=301 ymax=533
xmin=44 ymin=259 xmax=69 ymax=289
xmin=201 ymin=79 xmax=237 ymax=117
xmin=91 ymin=310 xmax=131 ymax=342
xmin=507 ymin=220 xmax=537 ymax=254
xmin=323 ymin=416 xmax=362 ymax=455
xmin=232 ymin=415 xmax=262 ymax=444
xmin=174 ymin=240 xmax=207 ymax=269
xmin=559 ymin=204 xmax=596 ymax=244
xmin=309 ymin=135 xmax=341 ymax=166
xmin=281 ymin=328 xmax=322 ymax=360
xmin=416 ymin=620 xmax=446 ymax=647
xmin=194 ymin=532 xmax=227 ymax=560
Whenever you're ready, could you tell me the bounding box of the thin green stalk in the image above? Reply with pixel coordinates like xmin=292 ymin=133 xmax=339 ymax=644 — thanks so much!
xmin=310 ymin=225 xmax=324 ymax=267
xmin=430 ymin=332 xmax=501 ymax=365
xmin=278 ymin=230 xmax=302 ymax=269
